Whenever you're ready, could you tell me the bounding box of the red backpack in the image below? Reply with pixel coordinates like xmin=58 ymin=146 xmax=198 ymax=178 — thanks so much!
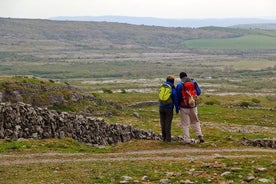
xmin=181 ymin=82 xmax=198 ymax=107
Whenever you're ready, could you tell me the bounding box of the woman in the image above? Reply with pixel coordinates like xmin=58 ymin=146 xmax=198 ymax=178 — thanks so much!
xmin=158 ymin=75 xmax=179 ymax=142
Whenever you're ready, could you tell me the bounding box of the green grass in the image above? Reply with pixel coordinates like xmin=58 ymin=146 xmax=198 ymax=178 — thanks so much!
xmin=0 ymin=80 xmax=275 ymax=183
xmin=0 ymin=154 xmax=275 ymax=183
xmin=0 ymin=138 xmax=113 ymax=154
xmin=185 ymin=35 xmax=276 ymax=49
xmin=0 ymin=76 xmax=60 ymax=88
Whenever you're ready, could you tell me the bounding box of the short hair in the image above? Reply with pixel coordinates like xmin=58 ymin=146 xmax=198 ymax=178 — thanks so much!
xmin=166 ymin=75 xmax=175 ymax=83
xmin=179 ymin=72 xmax=187 ymax=79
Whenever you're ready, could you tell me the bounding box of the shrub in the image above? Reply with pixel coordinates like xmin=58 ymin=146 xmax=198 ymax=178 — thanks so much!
xmin=240 ymin=101 xmax=250 ymax=107
xmin=205 ymin=100 xmax=221 ymax=105
xmin=102 ymin=88 xmax=113 ymax=94
xmin=251 ymin=98 xmax=260 ymax=104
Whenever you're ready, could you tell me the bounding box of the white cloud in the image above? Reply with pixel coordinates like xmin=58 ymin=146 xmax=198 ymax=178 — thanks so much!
xmin=0 ymin=0 xmax=276 ymax=19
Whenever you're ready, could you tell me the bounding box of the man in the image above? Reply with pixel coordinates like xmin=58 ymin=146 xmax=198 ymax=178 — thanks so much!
xmin=159 ymin=75 xmax=179 ymax=142
xmin=176 ymin=72 xmax=204 ymax=144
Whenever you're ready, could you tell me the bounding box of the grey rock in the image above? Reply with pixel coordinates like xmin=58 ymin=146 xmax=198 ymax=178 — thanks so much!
xmin=0 ymin=102 xmax=163 ymax=146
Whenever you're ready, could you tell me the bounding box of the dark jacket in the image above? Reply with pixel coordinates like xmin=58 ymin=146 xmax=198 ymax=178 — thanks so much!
xmin=159 ymin=81 xmax=179 ymax=113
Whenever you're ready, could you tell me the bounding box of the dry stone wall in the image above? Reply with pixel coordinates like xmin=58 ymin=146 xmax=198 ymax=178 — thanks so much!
xmin=242 ymin=139 xmax=276 ymax=149
xmin=0 ymin=102 xmax=274 ymax=148
xmin=0 ymin=102 xmax=162 ymax=146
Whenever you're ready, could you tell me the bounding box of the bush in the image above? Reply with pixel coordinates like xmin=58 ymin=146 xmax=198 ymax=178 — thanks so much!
xmin=205 ymin=100 xmax=221 ymax=105
xmin=240 ymin=101 xmax=250 ymax=107
xmin=102 ymin=88 xmax=113 ymax=94
xmin=251 ymin=98 xmax=260 ymax=104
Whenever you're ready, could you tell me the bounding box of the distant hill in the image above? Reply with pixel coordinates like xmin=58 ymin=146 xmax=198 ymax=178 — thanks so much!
xmin=230 ymin=23 xmax=276 ymax=30
xmin=0 ymin=17 xmax=276 ymax=80
xmin=50 ymin=16 xmax=276 ymax=28
xmin=0 ymin=17 xmax=244 ymax=53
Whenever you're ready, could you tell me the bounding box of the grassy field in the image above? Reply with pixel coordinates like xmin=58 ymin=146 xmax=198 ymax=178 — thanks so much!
xmin=0 ymin=150 xmax=275 ymax=184
xmin=1 ymin=18 xmax=276 ymax=81
xmin=185 ymin=35 xmax=276 ymax=49
xmin=0 ymin=91 xmax=275 ymax=183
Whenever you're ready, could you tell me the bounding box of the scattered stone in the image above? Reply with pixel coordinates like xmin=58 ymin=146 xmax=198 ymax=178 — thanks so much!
xmin=133 ymin=112 xmax=141 ymax=119
xmin=180 ymin=179 xmax=194 ymax=184
xmin=122 ymin=176 xmax=132 ymax=181
xmin=220 ymin=180 xmax=234 ymax=184
xmin=230 ymin=167 xmax=242 ymax=171
xmin=141 ymin=175 xmax=148 ymax=181
xmin=244 ymin=175 xmax=255 ymax=182
xmin=258 ymin=178 xmax=270 ymax=183
xmin=166 ymin=172 xmax=175 ymax=177
xmin=221 ymin=171 xmax=231 ymax=176
xmin=201 ymin=163 xmax=211 ymax=168
xmin=119 ymin=181 xmax=128 ymax=184
xmin=160 ymin=178 xmax=170 ymax=184
xmin=256 ymin=167 xmax=267 ymax=172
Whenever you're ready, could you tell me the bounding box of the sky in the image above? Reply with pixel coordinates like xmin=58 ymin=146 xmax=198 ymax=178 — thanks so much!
xmin=1 ymin=0 xmax=276 ymax=20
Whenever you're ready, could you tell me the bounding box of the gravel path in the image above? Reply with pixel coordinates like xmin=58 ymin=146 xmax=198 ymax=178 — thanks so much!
xmin=1 ymin=147 xmax=275 ymax=166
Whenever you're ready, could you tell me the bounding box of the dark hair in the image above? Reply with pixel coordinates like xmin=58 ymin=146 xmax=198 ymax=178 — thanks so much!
xmin=179 ymin=72 xmax=187 ymax=79
xmin=166 ymin=75 xmax=175 ymax=83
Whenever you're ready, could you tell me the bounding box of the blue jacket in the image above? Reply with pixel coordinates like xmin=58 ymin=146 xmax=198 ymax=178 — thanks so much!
xmin=176 ymin=79 xmax=201 ymax=108
xmin=159 ymin=81 xmax=179 ymax=113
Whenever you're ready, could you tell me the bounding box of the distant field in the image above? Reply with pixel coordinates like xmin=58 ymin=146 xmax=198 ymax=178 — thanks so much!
xmin=0 ymin=18 xmax=275 ymax=95
xmin=185 ymin=35 xmax=276 ymax=49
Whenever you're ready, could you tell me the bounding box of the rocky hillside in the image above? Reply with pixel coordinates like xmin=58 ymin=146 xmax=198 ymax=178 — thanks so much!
xmin=0 ymin=76 xmax=122 ymax=115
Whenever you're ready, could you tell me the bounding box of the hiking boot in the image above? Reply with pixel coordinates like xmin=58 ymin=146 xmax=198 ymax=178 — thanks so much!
xmin=198 ymin=135 xmax=205 ymax=143
xmin=184 ymin=139 xmax=196 ymax=144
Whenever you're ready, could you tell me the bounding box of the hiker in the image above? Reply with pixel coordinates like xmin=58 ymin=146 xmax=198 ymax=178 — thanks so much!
xmin=158 ymin=75 xmax=179 ymax=142
xmin=176 ymin=72 xmax=204 ymax=144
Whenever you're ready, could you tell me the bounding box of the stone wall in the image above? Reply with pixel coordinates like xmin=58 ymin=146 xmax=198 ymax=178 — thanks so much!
xmin=0 ymin=102 xmax=162 ymax=146
xmin=0 ymin=102 xmax=274 ymax=148
xmin=242 ymin=139 xmax=276 ymax=149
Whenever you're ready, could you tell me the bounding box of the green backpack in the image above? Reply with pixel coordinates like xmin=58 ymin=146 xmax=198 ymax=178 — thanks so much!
xmin=159 ymin=83 xmax=173 ymax=105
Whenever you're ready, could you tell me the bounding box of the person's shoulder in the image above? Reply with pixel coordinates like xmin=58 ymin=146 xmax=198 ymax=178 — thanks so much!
xmin=176 ymin=82 xmax=182 ymax=86
xmin=165 ymin=81 xmax=173 ymax=87
xmin=191 ymin=78 xmax=199 ymax=83
xmin=176 ymin=82 xmax=183 ymax=88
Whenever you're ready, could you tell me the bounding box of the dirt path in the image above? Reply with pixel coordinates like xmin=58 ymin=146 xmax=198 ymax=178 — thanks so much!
xmin=1 ymin=147 xmax=275 ymax=166
xmin=0 ymin=122 xmax=275 ymax=166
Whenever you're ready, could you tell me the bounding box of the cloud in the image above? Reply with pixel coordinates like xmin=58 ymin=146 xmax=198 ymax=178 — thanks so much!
xmin=0 ymin=0 xmax=275 ymax=19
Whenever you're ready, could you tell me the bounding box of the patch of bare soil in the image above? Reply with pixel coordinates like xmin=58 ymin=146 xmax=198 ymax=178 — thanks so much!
xmin=0 ymin=147 xmax=275 ymax=166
